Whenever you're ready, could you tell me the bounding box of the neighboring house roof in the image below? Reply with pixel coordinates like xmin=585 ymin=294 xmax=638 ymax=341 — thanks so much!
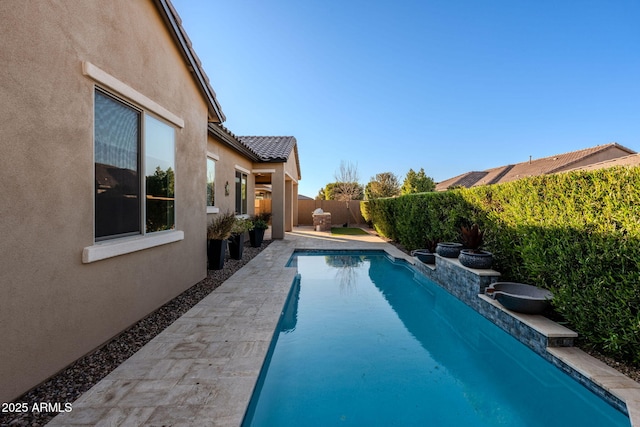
xmin=437 ymin=171 xmax=489 ymax=190
xmin=95 ymin=163 xmax=137 ymax=194
xmin=566 ymin=153 xmax=640 ymax=172
xmin=298 ymin=194 xmax=313 ymax=200
xmin=154 ymin=0 xmax=225 ymax=123
xmin=436 ymin=143 xmax=636 ymax=191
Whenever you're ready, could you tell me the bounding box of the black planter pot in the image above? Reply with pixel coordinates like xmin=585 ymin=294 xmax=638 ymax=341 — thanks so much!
xmin=411 ymin=249 xmax=435 ymax=264
xmin=249 ymin=228 xmax=266 ymax=247
xmin=228 ymin=234 xmax=244 ymax=260
xmin=207 ymin=239 xmax=226 ymax=270
xmin=435 ymin=242 xmax=463 ymax=258
xmin=458 ymin=249 xmax=493 ymax=269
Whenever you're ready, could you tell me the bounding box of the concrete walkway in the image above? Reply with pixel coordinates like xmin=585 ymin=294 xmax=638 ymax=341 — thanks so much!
xmin=48 ymin=226 xmax=640 ymax=426
xmin=48 ymin=227 xmax=411 ymax=426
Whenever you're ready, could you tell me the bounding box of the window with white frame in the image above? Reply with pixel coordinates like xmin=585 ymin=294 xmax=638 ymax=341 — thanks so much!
xmin=206 ymin=156 xmax=216 ymax=211
xmin=235 ymin=170 xmax=247 ymax=215
xmin=94 ymin=89 xmax=175 ymax=240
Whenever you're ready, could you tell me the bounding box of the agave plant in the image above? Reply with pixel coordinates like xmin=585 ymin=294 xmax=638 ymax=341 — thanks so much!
xmin=459 ymin=224 xmax=493 ymax=269
xmin=461 ymin=224 xmax=484 ymax=252
xmin=424 ymin=238 xmax=439 ymax=253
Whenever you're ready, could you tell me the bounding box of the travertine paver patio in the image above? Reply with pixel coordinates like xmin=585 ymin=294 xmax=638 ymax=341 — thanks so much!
xmin=47 ymin=227 xmax=410 ymax=426
xmin=48 ymin=226 xmax=640 ymax=426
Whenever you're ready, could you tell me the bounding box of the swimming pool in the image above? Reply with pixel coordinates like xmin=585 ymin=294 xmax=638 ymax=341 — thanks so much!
xmin=243 ymin=251 xmax=629 ymax=426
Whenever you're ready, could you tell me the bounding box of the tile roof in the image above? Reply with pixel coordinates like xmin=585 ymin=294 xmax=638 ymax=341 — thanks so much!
xmin=436 ymin=143 xmax=636 ymax=191
xmin=436 ymin=171 xmax=488 ymax=190
xmin=208 ymin=125 xmax=301 ymax=179
xmin=209 ymin=124 xmax=259 ymax=161
xmin=237 ymin=136 xmax=297 ymax=162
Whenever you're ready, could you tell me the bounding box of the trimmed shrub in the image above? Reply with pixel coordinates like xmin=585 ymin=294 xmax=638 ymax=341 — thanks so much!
xmin=365 ymin=167 xmax=640 ymax=364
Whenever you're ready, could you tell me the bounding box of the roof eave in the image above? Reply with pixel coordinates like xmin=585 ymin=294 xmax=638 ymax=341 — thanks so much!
xmin=154 ymin=0 xmax=226 ymax=123
xmin=260 ymin=157 xmax=289 ymax=163
xmin=208 ymin=124 xmax=260 ymax=161
xmin=292 ymin=141 xmax=301 ymax=180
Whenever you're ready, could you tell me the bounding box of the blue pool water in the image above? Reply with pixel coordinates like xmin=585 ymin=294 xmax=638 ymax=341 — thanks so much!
xmin=243 ymin=252 xmax=629 ymax=426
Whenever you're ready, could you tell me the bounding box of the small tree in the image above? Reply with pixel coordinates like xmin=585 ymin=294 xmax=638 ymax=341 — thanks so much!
xmin=333 ymin=161 xmax=363 ymax=226
xmin=317 ymin=182 xmax=339 ymax=200
xmin=365 ymin=172 xmax=401 ymax=199
xmin=401 ymin=168 xmax=436 ymax=195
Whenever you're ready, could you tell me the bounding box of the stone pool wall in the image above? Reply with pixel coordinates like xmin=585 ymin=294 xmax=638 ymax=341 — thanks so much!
xmin=411 ymin=254 xmax=627 ymax=414
xmin=412 ymin=254 xmax=577 ymax=353
xmin=413 ymin=254 xmax=499 ymax=311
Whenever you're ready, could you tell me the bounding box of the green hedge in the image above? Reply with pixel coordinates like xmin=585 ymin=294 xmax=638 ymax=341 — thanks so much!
xmin=362 ymin=167 xmax=640 ymax=364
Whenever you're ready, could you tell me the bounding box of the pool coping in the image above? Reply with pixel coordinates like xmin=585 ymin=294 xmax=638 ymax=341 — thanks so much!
xmin=48 ymin=227 xmax=640 ymax=426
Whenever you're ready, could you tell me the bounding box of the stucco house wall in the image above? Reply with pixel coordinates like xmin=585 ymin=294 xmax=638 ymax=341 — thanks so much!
xmin=264 ymin=154 xmax=301 ymax=237
xmin=206 ymin=136 xmax=256 ymax=217
xmin=0 ymin=0 xmax=218 ymax=402
xmin=283 ymin=154 xmax=301 ymax=230
xmin=207 ymin=130 xmax=302 ymax=238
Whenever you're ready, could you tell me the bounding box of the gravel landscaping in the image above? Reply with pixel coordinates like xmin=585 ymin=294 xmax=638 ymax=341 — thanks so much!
xmin=1 ymin=240 xmax=271 ymax=427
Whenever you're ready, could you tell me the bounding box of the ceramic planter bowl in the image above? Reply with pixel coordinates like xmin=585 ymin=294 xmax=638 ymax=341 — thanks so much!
xmin=435 ymin=242 xmax=462 ymax=258
xmin=485 ymin=282 xmax=553 ymax=314
xmin=458 ymin=249 xmax=493 ymax=269
xmin=411 ymin=249 xmax=435 ymax=264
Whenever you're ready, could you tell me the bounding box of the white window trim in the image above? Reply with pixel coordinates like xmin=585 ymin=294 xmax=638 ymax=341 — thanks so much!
xmin=83 ymin=61 xmax=184 ymax=128
xmin=85 ymin=66 xmax=184 ymax=263
xmin=234 ymin=165 xmax=251 ymax=175
xmin=83 ymin=230 xmax=184 ymax=264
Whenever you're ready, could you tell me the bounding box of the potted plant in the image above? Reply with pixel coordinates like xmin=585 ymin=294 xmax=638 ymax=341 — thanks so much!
xmin=228 ymin=217 xmax=253 ymax=260
xmin=207 ymin=211 xmax=236 ymax=270
xmin=249 ymin=212 xmax=271 ymax=247
xmin=411 ymin=238 xmax=439 ymax=264
xmin=458 ymin=223 xmax=493 ymax=269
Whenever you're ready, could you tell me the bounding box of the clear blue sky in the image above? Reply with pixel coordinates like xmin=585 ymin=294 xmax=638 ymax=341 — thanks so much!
xmin=172 ymin=0 xmax=640 ymax=197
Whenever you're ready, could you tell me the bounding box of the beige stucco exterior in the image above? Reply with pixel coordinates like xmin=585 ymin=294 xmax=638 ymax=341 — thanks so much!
xmin=206 ymin=128 xmax=302 ymax=239
xmin=0 ymin=1 xmax=222 ymax=402
xmin=206 ymin=135 xmax=256 ymax=216
xmin=257 ymin=153 xmax=300 ymax=238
